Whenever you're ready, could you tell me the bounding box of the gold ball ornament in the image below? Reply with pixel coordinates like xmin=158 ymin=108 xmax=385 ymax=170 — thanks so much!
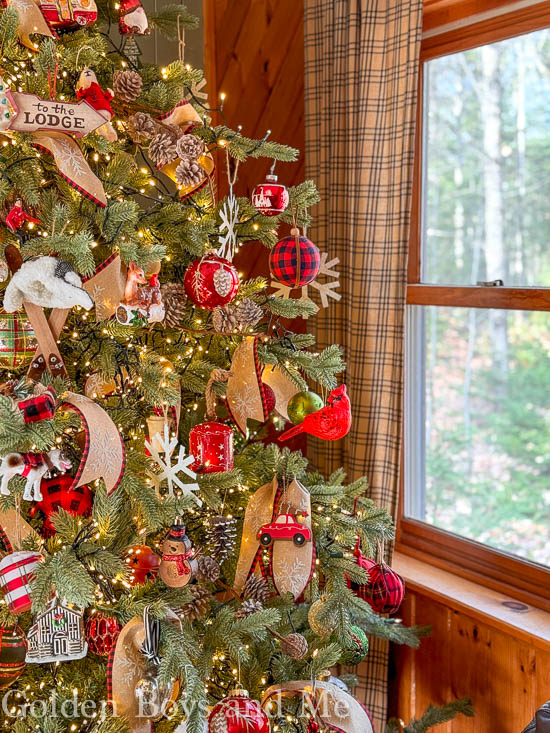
xmin=0 ymin=310 xmax=37 ymax=369
xmin=287 ymin=390 xmax=324 ymax=425
xmin=308 ymin=597 xmax=340 ymax=638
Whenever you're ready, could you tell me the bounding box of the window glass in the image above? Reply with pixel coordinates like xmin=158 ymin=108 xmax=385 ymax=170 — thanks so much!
xmin=423 ymin=29 xmax=550 ymax=286
xmin=406 ymin=306 xmax=550 ymax=565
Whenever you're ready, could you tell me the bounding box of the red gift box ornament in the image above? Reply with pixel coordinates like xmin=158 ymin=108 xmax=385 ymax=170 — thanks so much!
xmin=0 ymin=551 xmax=42 ymax=615
xmin=190 ymin=368 xmax=234 ymax=473
xmin=17 ymin=386 xmax=57 ymax=424
xmin=252 ymin=170 xmax=289 ymax=216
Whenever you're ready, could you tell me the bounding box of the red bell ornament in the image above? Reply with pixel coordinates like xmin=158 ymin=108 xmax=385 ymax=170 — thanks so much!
xmin=189 ymin=421 xmax=234 ymax=473
xmin=84 ymin=613 xmax=121 ymax=656
xmin=208 ymin=688 xmax=270 ymax=733
xmin=252 ymin=173 xmax=289 ymax=216
xmin=123 ymin=545 xmax=160 ymax=586
xmin=183 ymin=255 xmax=239 ymax=310
xmin=269 ymin=230 xmax=321 ymax=288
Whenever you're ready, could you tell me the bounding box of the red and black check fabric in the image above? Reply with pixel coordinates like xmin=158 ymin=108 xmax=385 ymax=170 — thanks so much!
xmin=364 ymin=562 xmax=405 ymax=615
xmin=17 ymin=387 xmax=57 ymax=423
xmin=269 ymin=235 xmax=321 ymax=288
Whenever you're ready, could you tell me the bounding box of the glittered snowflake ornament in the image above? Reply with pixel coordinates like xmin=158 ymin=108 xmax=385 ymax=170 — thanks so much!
xmin=145 ymin=423 xmax=201 ymax=504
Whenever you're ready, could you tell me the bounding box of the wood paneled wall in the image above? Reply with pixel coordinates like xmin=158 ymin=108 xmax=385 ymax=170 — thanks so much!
xmin=389 ymin=588 xmax=550 ymax=732
xmin=203 ymin=0 xmax=305 ymax=277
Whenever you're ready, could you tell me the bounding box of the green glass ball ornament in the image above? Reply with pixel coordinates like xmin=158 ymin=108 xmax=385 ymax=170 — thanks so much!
xmin=339 ymin=625 xmax=369 ymax=665
xmin=308 ymin=597 xmax=339 ymax=638
xmin=287 ymin=391 xmax=324 ymax=425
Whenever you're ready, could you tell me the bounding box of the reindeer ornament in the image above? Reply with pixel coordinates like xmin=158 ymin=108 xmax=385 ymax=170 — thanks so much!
xmin=116 ymin=262 xmax=165 ymax=325
xmin=0 ymin=449 xmax=72 ymax=502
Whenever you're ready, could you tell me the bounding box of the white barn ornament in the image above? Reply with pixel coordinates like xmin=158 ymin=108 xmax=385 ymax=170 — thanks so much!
xmin=26 ymin=598 xmax=88 ymax=663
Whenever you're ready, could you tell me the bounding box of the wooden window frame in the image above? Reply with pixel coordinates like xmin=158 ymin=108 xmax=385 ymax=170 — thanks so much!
xmin=397 ymin=1 xmax=550 ymax=614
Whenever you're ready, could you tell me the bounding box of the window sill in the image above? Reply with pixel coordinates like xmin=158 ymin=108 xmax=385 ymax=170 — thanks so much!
xmin=393 ymin=551 xmax=550 ymax=650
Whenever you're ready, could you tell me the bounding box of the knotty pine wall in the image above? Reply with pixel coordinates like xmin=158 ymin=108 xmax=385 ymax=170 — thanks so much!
xmin=203 ymin=0 xmax=305 ymax=279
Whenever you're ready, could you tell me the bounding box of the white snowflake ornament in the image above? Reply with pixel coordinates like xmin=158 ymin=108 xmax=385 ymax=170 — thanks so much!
xmin=217 ymin=191 xmax=240 ymax=261
xmin=145 ymin=423 xmax=201 ymax=504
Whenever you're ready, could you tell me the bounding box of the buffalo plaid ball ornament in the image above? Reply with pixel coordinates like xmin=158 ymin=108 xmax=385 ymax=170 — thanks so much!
xmin=364 ymin=561 xmax=405 ymax=615
xmin=269 ymin=228 xmax=321 ymax=288
xmin=0 ymin=310 xmax=37 ymax=369
xmin=17 ymin=386 xmax=57 ymax=423
xmin=29 ymin=475 xmax=93 ymax=537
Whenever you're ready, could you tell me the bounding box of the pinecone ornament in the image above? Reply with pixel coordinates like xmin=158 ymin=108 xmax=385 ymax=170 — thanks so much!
xmin=161 ymin=282 xmax=187 ymax=327
xmin=175 ymin=157 xmax=204 ymax=188
xmin=243 ymin=575 xmax=269 ymax=604
xmin=212 ymin=306 xmax=238 ymax=334
xmin=197 ymin=555 xmax=220 ymax=583
xmin=180 ymin=584 xmax=211 ymax=622
xmin=149 ymin=131 xmax=178 ymax=167
xmin=207 ymin=515 xmax=237 ymax=563
xmin=113 ymin=70 xmax=143 ymax=102
xmin=127 ymin=112 xmax=157 ymax=143
xmin=280 ymin=632 xmax=308 ymax=660
xmin=209 ymin=710 xmax=227 ymax=733
xmin=234 ymin=298 xmax=262 ymax=328
xmin=213 ymin=266 xmax=234 ymax=298
xmin=176 ymin=134 xmax=205 ymax=161
xmin=236 ymin=599 xmax=263 ymax=619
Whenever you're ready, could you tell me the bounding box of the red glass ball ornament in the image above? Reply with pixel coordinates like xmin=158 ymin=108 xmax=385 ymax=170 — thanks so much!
xmin=124 ymin=544 xmax=160 ymax=585
xmin=252 ymin=174 xmax=289 ymax=216
xmin=84 ymin=613 xmax=121 ymax=656
xmin=183 ymin=255 xmax=239 ymax=310
xmin=189 ymin=421 xmax=234 ymax=473
xmin=208 ymin=689 xmax=270 ymax=733
xmin=0 ymin=624 xmax=26 ymax=689
xmin=262 ymin=383 xmax=276 ymax=414
xmin=269 ymin=232 xmax=321 ymax=288
xmin=29 ymin=474 xmax=92 ymax=537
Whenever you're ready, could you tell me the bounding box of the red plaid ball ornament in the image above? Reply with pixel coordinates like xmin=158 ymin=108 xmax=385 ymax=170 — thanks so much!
xmin=364 ymin=562 xmax=405 ymax=615
xmin=29 ymin=475 xmax=92 ymax=537
xmin=252 ymin=174 xmax=289 ymax=216
xmin=183 ymin=255 xmax=239 ymax=310
xmin=347 ymin=544 xmax=377 ymax=601
xmin=84 ymin=613 xmax=121 ymax=656
xmin=0 ymin=310 xmax=37 ymax=369
xmin=269 ymin=230 xmax=321 ymax=288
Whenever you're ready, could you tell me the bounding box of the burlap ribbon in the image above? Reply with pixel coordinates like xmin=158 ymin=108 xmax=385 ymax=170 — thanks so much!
xmin=261 ymin=364 xmax=300 ymax=422
xmin=83 ymin=254 xmax=126 ymax=322
xmin=262 ymin=680 xmax=374 ymax=733
xmin=226 ymin=337 xmax=269 ymax=435
xmin=7 ymin=0 xmax=54 ymax=50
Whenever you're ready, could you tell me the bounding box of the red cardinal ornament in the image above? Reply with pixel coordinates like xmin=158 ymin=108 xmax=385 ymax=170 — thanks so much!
xmin=6 ymin=199 xmax=40 ymax=232
xmin=279 ymin=384 xmax=351 ymax=442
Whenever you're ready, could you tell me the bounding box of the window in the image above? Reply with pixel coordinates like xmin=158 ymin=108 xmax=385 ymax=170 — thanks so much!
xmin=401 ymin=6 xmax=550 ymax=609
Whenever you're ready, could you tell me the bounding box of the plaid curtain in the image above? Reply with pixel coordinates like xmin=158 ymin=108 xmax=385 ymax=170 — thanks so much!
xmin=304 ymin=1 xmax=423 ymax=730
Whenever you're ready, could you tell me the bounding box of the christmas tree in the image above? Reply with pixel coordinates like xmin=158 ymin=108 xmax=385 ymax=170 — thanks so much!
xmin=0 ymin=3 xmax=473 ymax=732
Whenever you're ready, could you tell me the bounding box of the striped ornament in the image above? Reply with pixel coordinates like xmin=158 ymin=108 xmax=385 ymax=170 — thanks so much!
xmin=0 ymin=625 xmax=26 ymax=688
xmin=0 ymin=551 xmax=42 ymax=615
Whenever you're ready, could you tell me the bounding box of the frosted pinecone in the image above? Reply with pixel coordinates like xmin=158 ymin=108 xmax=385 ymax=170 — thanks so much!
xmin=127 ymin=112 xmax=157 ymax=143
xmin=212 ymin=306 xmax=238 ymax=334
xmin=176 ymin=134 xmax=205 ymax=161
xmin=243 ymin=574 xmax=269 ymax=604
xmin=113 ymin=70 xmax=143 ymax=103
xmin=236 ymin=599 xmax=263 ymax=619
xmin=175 ymin=156 xmax=204 ymax=188
xmin=234 ymin=298 xmax=262 ymax=328
xmin=197 ymin=555 xmax=220 ymax=583
xmin=180 ymin=584 xmax=211 ymax=622
xmin=280 ymin=632 xmax=308 ymax=660
xmin=206 ymin=515 xmax=237 ymax=563
xmin=149 ymin=131 xmax=178 ymax=167
xmin=161 ymin=282 xmax=187 ymax=327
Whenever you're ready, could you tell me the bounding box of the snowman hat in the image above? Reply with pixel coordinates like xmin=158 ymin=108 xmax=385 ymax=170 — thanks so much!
xmin=165 ymin=519 xmax=188 ymax=542
xmin=119 ymin=0 xmax=144 ymax=15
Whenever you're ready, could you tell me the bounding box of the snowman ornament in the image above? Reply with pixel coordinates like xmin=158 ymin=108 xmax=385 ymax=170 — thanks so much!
xmin=118 ymin=0 xmax=150 ymax=35
xmin=159 ymin=521 xmax=198 ymax=588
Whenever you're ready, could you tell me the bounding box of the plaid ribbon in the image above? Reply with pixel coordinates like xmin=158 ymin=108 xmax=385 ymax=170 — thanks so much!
xmin=304 ymin=0 xmax=422 ymax=726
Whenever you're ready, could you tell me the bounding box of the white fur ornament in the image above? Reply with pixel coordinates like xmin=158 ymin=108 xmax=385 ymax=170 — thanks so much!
xmin=3 ymin=257 xmax=93 ymax=312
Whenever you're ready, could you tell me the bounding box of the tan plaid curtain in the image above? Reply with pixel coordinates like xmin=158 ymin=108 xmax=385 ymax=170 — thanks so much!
xmin=304 ymin=1 xmax=423 ymax=729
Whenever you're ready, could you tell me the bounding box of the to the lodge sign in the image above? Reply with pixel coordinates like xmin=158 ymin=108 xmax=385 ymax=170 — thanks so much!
xmin=7 ymin=92 xmax=106 ymax=138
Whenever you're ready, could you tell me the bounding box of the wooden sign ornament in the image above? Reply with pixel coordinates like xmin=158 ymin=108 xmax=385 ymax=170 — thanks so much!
xmin=6 ymin=92 xmax=108 ymax=137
